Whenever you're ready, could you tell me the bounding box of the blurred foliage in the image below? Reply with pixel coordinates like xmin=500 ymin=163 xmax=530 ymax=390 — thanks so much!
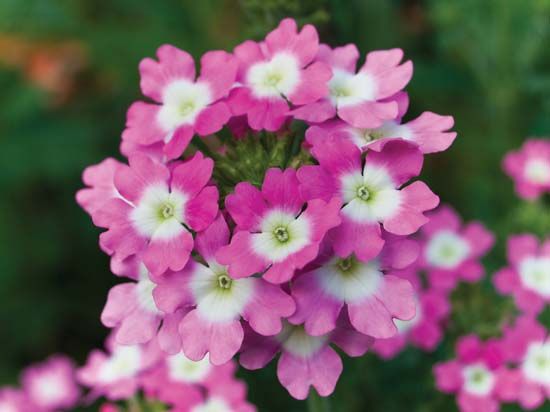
xmin=0 ymin=0 xmax=549 ymax=411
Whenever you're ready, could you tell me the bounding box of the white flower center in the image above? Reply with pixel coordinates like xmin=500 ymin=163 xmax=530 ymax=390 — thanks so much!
xmin=462 ymin=363 xmax=495 ymax=396
xmin=167 ymin=353 xmax=211 ymax=383
xmin=524 ymin=159 xmax=550 ymax=185
xmin=252 ymin=209 xmax=311 ymax=263
xmin=191 ymin=397 xmax=232 ymax=412
xmin=98 ymin=345 xmax=142 ymax=383
xmin=425 ymin=230 xmax=470 ymax=269
xmin=317 ymin=256 xmax=383 ymax=303
xmin=519 ymin=257 xmax=550 ymax=297
xmin=135 ymin=270 xmax=160 ymax=314
xmin=523 ymin=342 xmax=550 ymax=385
xmin=329 ymin=68 xmax=376 ymax=108
xmin=190 ymin=263 xmax=254 ymax=323
xmin=340 ymin=166 xmax=401 ymax=223
xmin=278 ymin=323 xmax=328 ymax=358
xmin=247 ymin=53 xmax=300 ymax=98
xmin=157 ymin=80 xmax=212 ymax=132
xmin=30 ymin=374 xmax=65 ymax=405
xmin=130 ymin=184 xmax=188 ymax=240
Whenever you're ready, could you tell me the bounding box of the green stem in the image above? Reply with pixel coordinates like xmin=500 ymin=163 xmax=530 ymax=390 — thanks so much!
xmin=307 ymin=392 xmax=330 ymax=412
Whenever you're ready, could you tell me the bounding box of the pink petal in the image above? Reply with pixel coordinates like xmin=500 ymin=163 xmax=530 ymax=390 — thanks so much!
xmin=457 ymin=392 xmax=498 ymax=412
xmin=162 ymin=125 xmax=195 ymax=160
xmin=380 ymin=236 xmax=419 ymax=270
xmin=116 ymin=309 xmax=160 ymax=345
xmin=239 ymin=327 xmax=280 ymax=370
xmin=366 ymin=139 xmax=424 ymax=185
xmin=338 ymin=100 xmax=398 ymax=129
xmin=261 ymin=168 xmax=303 ymax=215
xmin=247 ymin=98 xmax=289 ymax=132
xmin=152 ymin=267 xmax=194 ymax=313
xmin=331 ymin=316 xmax=375 ymax=356
xmin=198 ymin=50 xmax=237 ymax=100
xmin=179 ymin=310 xmax=244 ymax=365
xmin=459 ymin=260 xmax=485 ymax=283
xmin=194 ymin=101 xmax=231 ymax=136
xmin=225 ymin=182 xmax=268 ymax=231
xmin=361 ymin=49 xmax=413 ymax=99
xmin=157 ymin=309 xmax=187 ymax=354
xmin=185 ymin=186 xmax=219 ymax=232
xmin=462 ymin=222 xmax=495 ymax=258
xmin=297 ymin=165 xmax=339 ymax=202
xmin=433 ymin=360 xmax=463 ymax=393
xmin=375 ymin=275 xmax=416 ymax=320
xmin=507 ymin=234 xmax=539 ymax=266
xmin=101 ymin=284 xmax=136 ymax=328
xmin=142 ymin=229 xmax=193 ymax=277
xmin=288 ymin=61 xmax=331 ymax=105
xmin=216 ymin=231 xmax=269 ymax=279
xmin=316 ymin=43 xmax=359 ymax=72
xmin=264 ymin=18 xmax=319 ymax=66
xmin=195 ymin=214 xmax=230 ymax=263
xmin=291 ymin=99 xmax=336 ymax=123
xmin=122 ymin=101 xmax=166 ymax=146
xmin=405 ymin=111 xmax=457 ymax=153
xmin=348 ymin=297 xmax=397 ymax=339
xmin=330 ymin=219 xmax=384 ymax=262
xmin=234 ymin=40 xmax=264 ymax=80
xmin=171 ymin=151 xmax=214 ymax=197
xmin=514 ymin=289 xmax=545 ymax=315
xmin=310 ymin=136 xmax=362 ymax=176
xmin=422 ymin=205 xmax=462 ymax=236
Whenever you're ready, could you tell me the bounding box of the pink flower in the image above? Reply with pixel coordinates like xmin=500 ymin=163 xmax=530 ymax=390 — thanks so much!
xmin=289 ymin=236 xmax=418 ymax=339
xmin=239 ymin=317 xmax=373 ymax=400
xmin=304 ymin=93 xmax=456 ymax=154
xmin=0 ymin=388 xmax=29 ymax=412
xmin=298 ymin=136 xmax=439 ymax=261
xmin=21 ymin=355 xmax=80 ymax=411
xmin=372 ymin=269 xmax=451 ymax=358
xmin=228 ymin=18 xmax=331 ymax=131
xmin=434 ymin=335 xmax=507 ymax=412
xmin=418 ymin=205 xmax=494 ymax=292
xmin=216 ymin=168 xmax=342 ymax=284
xmin=77 ymin=334 xmax=161 ymax=401
xmin=493 ymin=234 xmax=550 ymax=314
xmin=496 ymin=316 xmax=550 ymax=410
xmin=76 ymin=157 xmax=124 ymax=219
xmin=292 ymin=44 xmax=413 ymax=128
xmin=503 ymin=138 xmax=550 ymax=200
xmin=93 ymin=153 xmax=218 ymax=277
xmin=153 ymin=214 xmax=296 ymax=365
xmin=121 ymin=45 xmax=237 ymax=160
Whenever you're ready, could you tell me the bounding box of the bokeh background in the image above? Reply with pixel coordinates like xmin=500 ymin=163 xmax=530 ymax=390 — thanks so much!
xmin=1 ymin=0 xmax=550 ymax=410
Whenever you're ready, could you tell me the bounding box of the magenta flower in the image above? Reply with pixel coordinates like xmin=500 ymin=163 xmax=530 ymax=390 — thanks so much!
xmin=239 ymin=318 xmax=373 ymax=400
xmin=153 ymin=214 xmax=296 ymax=365
xmin=418 ymin=205 xmax=494 ymax=291
xmin=228 ymin=18 xmax=331 ymax=131
xmin=77 ymin=335 xmax=161 ymax=401
xmin=93 ymin=153 xmax=218 ymax=277
xmin=434 ymin=335 xmax=507 ymax=412
xmin=503 ymin=138 xmax=550 ymax=200
xmin=289 ymin=236 xmax=418 ymax=339
xmin=293 ymin=43 xmax=412 ymax=128
xmin=122 ymin=45 xmax=237 ymax=160
xmin=371 ymin=269 xmax=451 ymax=358
xmin=493 ymin=234 xmax=550 ymax=315
xmin=298 ymin=136 xmax=439 ymax=261
xmin=0 ymin=388 xmax=28 ymax=412
xmin=304 ymin=93 xmax=456 ymax=154
xmin=21 ymin=355 xmax=80 ymax=411
xmin=216 ymin=168 xmax=341 ymax=284
xmin=496 ymin=317 xmax=550 ymax=410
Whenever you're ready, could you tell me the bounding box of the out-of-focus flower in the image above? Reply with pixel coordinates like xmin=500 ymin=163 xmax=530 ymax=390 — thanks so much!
xmin=0 ymin=387 xmax=29 ymax=412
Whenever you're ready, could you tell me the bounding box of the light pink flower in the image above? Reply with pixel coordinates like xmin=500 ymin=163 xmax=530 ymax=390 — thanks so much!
xmin=93 ymin=153 xmax=218 ymax=277
xmin=493 ymin=234 xmax=550 ymax=315
xmin=372 ymin=269 xmax=451 ymax=358
xmin=434 ymin=335 xmax=507 ymax=412
xmin=292 ymin=44 xmax=412 ymax=128
xmin=21 ymin=355 xmax=80 ymax=411
xmin=239 ymin=317 xmax=373 ymax=400
xmin=228 ymin=18 xmax=331 ymax=131
xmin=77 ymin=334 xmax=161 ymax=401
xmin=496 ymin=316 xmax=550 ymax=410
xmin=418 ymin=205 xmax=494 ymax=292
xmin=503 ymin=138 xmax=550 ymax=200
xmin=298 ymin=136 xmax=439 ymax=261
xmin=121 ymin=45 xmax=237 ymax=160
xmin=0 ymin=388 xmax=29 ymax=412
xmin=153 ymin=214 xmax=296 ymax=365
xmin=216 ymin=168 xmax=342 ymax=284
xmin=304 ymin=93 xmax=456 ymax=154
xmin=289 ymin=236 xmax=418 ymax=339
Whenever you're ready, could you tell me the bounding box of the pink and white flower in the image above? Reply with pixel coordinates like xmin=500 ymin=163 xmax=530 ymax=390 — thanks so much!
xmin=493 ymin=234 xmax=550 ymax=315
xmin=503 ymin=138 xmax=550 ymax=200
xmin=289 ymin=236 xmax=418 ymax=339
xmin=93 ymin=152 xmax=218 ymax=277
xmin=228 ymin=18 xmax=331 ymax=131
xmin=77 ymin=335 xmax=161 ymax=401
xmin=292 ymin=44 xmax=412 ymax=128
xmin=0 ymin=388 xmax=28 ymax=412
xmin=239 ymin=317 xmax=373 ymax=400
xmin=419 ymin=205 xmax=494 ymax=292
xmin=372 ymin=269 xmax=451 ymax=358
xmin=298 ymin=136 xmax=439 ymax=261
xmin=153 ymin=214 xmax=296 ymax=365
xmin=304 ymin=93 xmax=456 ymax=154
xmin=21 ymin=355 xmax=79 ymax=411
xmin=434 ymin=335 xmax=507 ymax=412
xmin=122 ymin=45 xmax=237 ymax=160
xmin=216 ymin=168 xmax=342 ymax=284
xmin=496 ymin=316 xmax=550 ymax=410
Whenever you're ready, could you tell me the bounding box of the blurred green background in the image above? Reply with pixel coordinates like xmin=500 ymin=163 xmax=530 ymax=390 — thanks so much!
xmin=1 ymin=0 xmax=550 ymax=410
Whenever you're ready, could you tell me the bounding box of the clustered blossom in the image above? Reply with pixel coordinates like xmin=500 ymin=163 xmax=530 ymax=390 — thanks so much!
xmin=72 ymin=17 xmax=459 ymax=400
xmin=503 ymin=138 xmax=550 ymax=200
